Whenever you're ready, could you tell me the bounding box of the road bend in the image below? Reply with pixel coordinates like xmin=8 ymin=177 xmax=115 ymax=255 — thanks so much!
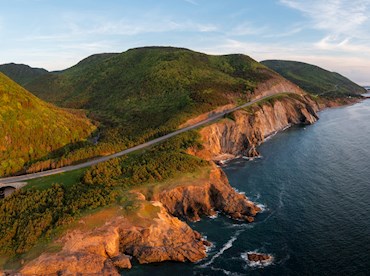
xmin=0 ymin=94 xmax=282 ymax=184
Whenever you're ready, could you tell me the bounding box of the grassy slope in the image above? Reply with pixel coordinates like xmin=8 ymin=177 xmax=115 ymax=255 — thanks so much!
xmin=0 ymin=73 xmax=96 ymax=176
xmin=0 ymin=63 xmax=48 ymax=86
xmin=26 ymin=47 xmax=276 ymax=141
xmin=261 ymin=60 xmax=366 ymax=98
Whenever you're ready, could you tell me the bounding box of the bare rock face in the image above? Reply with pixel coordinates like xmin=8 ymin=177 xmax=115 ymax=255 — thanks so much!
xmin=111 ymin=254 xmax=132 ymax=269
xmin=192 ymin=96 xmax=319 ymax=160
xmin=20 ymin=202 xmax=208 ymax=275
xmin=20 ymin=219 xmax=124 ymax=276
xmin=119 ymin=201 xmax=208 ymax=264
xmin=154 ymin=165 xmax=260 ymax=222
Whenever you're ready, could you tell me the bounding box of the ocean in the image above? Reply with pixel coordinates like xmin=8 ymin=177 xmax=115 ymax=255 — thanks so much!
xmin=125 ymin=99 xmax=370 ymax=275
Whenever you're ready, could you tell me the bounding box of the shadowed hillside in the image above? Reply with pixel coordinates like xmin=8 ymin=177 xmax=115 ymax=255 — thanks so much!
xmin=0 ymin=73 xmax=96 ymax=176
xmin=0 ymin=63 xmax=49 ymax=86
xmin=261 ymin=60 xmax=366 ymax=98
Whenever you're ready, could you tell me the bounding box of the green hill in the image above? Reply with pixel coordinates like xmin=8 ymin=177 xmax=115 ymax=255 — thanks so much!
xmin=26 ymin=47 xmax=278 ymax=141
xmin=0 ymin=73 xmax=96 ymax=176
xmin=261 ymin=60 xmax=366 ymax=98
xmin=0 ymin=63 xmax=49 ymax=86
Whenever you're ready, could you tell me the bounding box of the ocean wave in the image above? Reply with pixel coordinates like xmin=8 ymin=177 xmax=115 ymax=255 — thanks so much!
xmin=226 ymin=223 xmax=254 ymax=229
xmin=209 ymin=266 xmax=245 ymax=276
xmin=242 ymin=155 xmax=263 ymax=161
xmin=199 ymin=230 xmax=243 ymax=268
xmin=256 ymin=203 xmax=267 ymax=212
xmin=277 ymin=181 xmax=286 ymax=209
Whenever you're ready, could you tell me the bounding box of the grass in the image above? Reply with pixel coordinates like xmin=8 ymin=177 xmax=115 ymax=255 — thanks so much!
xmin=133 ymin=165 xmax=212 ymax=201
xmin=25 ymin=168 xmax=87 ymax=190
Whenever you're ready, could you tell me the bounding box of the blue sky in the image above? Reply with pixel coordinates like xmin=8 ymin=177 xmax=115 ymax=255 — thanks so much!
xmin=0 ymin=0 xmax=369 ymax=84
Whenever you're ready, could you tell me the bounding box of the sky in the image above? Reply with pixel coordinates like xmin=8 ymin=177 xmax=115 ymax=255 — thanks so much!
xmin=0 ymin=0 xmax=369 ymax=84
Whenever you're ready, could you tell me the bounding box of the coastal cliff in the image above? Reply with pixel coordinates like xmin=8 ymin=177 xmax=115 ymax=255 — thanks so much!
xmin=20 ymin=201 xmax=209 ymax=275
xmin=190 ymin=94 xmax=320 ymax=160
xmin=153 ymin=164 xmax=260 ymax=222
xmin=18 ymin=164 xmax=261 ymax=275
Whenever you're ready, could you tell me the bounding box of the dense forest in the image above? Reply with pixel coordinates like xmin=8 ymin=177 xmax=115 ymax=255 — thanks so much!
xmin=261 ymin=60 xmax=366 ymax=98
xmin=0 ymin=131 xmax=207 ymax=256
xmin=25 ymin=47 xmax=275 ymax=141
xmin=0 ymin=63 xmax=48 ymax=86
xmin=0 ymin=73 xmax=96 ymax=176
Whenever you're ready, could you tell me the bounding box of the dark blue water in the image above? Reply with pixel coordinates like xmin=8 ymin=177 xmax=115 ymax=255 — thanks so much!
xmin=125 ymin=100 xmax=370 ymax=275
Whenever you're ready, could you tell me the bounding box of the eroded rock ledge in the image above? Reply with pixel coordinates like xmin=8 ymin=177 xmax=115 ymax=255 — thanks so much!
xmin=153 ymin=164 xmax=260 ymax=222
xmin=20 ymin=201 xmax=209 ymax=276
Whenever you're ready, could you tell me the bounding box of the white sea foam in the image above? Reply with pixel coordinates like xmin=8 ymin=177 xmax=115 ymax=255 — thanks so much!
xmin=202 ymin=236 xmax=215 ymax=253
xmin=232 ymin=187 xmax=245 ymax=195
xmin=242 ymin=155 xmax=262 ymax=161
xmin=241 ymin=251 xmax=274 ymax=268
xmin=209 ymin=211 xmax=220 ymax=219
xmin=264 ymin=132 xmax=277 ymax=141
xmin=209 ymin=266 xmax=244 ymax=276
xmin=199 ymin=230 xmax=243 ymax=268
xmin=256 ymin=203 xmax=267 ymax=212
xmin=277 ymin=182 xmax=286 ymax=209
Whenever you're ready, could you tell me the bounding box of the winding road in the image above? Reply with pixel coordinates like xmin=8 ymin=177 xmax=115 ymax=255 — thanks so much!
xmin=0 ymin=94 xmax=287 ymax=184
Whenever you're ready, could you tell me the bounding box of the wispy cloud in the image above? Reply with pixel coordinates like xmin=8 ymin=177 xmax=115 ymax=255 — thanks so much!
xmin=230 ymin=22 xmax=268 ymax=36
xmin=315 ymin=35 xmax=370 ymax=53
xmin=20 ymin=14 xmax=218 ymax=42
xmin=263 ymin=25 xmax=303 ymax=38
xmin=280 ymin=0 xmax=370 ymax=38
xmin=184 ymin=0 xmax=199 ymax=5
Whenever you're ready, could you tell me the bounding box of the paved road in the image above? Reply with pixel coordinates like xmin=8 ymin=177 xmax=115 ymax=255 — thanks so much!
xmin=0 ymin=95 xmax=284 ymax=184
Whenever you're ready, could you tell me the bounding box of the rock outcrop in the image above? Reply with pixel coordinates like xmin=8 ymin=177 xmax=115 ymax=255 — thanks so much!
xmin=191 ymin=95 xmax=319 ymax=160
xmin=20 ymin=218 xmax=126 ymax=276
xmin=119 ymin=201 xmax=208 ymax=264
xmin=244 ymin=252 xmax=274 ymax=267
xmin=20 ymin=202 xmax=208 ymax=275
xmin=153 ymin=164 xmax=260 ymax=222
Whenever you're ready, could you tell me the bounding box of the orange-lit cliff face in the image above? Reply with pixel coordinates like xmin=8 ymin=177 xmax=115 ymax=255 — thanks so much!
xmin=192 ymin=95 xmax=319 ymax=160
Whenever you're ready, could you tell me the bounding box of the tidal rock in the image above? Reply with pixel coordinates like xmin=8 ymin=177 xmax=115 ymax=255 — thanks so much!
xmin=247 ymin=253 xmax=272 ymax=263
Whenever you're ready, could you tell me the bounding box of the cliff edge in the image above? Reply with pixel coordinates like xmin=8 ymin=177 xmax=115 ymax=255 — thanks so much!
xmin=190 ymin=94 xmax=319 ymax=160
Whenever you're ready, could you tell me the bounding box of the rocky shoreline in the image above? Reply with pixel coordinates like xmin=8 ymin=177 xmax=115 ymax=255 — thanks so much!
xmin=6 ymin=93 xmax=362 ymax=275
xmin=16 ymin=165 xmax=260 ymax=275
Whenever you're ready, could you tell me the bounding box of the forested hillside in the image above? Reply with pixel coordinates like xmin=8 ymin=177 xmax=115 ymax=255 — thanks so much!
xmin=0 ymin=63 xmax=48 ymax=86
xmin=26 ymin=47 xmax=277 ymax=141
xmin=0 ymin=73 xmax=96 ymax=176
xmin=261 ymin=60 xmax=366 ymax=98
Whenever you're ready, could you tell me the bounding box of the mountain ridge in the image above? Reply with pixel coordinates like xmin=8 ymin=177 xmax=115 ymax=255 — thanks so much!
xmin=261 ymin=59 xmax=366 ymax=98
xmin=0 ymin=63 xmax=49 ymax=86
